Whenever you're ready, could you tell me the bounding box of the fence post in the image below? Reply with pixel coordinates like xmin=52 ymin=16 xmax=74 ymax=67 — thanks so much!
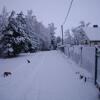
xmin=80 ymin=46 xmax=83 ymax=65
xmin=94 ymin=47 xmax=98 ymax=85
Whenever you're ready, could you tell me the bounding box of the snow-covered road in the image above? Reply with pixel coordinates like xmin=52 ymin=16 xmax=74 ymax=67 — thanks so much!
xmin=0 ymin=50 xmax=99 ymax=100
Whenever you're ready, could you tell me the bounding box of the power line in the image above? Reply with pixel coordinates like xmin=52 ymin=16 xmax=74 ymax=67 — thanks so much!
xmin=62 ymin=0 xmax=74 ymax=26
xmin=61 ymin=0 xmax=74 ymax=45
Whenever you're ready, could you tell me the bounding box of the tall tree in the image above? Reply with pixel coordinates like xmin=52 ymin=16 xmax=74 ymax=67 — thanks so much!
xmin=48 ymin=23 xmax=57 ymax=49
xmin=72 ymin=21 xmax=90 ymax=45
xmin=64 ymin=29 xmax=72 ymax=45
xmin=0 ymin=7 xmax=9 ymax=56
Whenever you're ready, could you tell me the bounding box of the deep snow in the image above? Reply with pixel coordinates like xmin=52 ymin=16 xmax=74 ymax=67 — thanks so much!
xmin=0 ymin=50 xmax=99 ymax=100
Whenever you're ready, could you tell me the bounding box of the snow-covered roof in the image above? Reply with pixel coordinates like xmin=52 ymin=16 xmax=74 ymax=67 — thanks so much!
xmin=83 ymin=27 xmax=100 ymax=41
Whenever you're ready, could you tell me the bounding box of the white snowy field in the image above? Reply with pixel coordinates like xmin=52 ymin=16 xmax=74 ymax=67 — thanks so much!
xmin=0 ymin=50 xmax=99 ymax=100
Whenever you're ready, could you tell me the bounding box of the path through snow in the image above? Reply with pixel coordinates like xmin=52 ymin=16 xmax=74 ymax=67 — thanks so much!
xmin=0 ymin=50 xmax=99 ymax=100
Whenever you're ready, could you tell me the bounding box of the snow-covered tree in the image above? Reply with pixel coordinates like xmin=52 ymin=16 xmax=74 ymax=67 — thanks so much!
xmin=0 ymin=7 xmax=9 ymax=32
xmin=37 ymin=22 xmax=51 ymax=50
xmin=56 ymin=36 xmax=61 ymax=44
xmin=25 ymin=10 xmax=51 ymax=51
xmin=64 ymin=30 xmax=72 ymax=45
xmin=0 ymin=11 xmax=32 ymax=57
xmin=0 ymin=8 xmax=57 ymax=57
xmin=72 ymin=21 xmax=90 ymax=45
xmin=16 ymin=11 xmax=32 ymax=52
xmin=25 ymin=11 xmax=57 ymax=51
xmin=48 ymin=23 xmax=57 ymax=49
xmin=0 ymin=7 xmax=9 ymax=56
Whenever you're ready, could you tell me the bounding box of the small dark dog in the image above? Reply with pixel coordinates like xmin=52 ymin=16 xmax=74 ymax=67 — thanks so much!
xmin=84 ymin=77 xmax=87 ymax=82
xmin=27 ymin=59 xmax=30 ymax=63
xmin=80 ymin=74 xmax=87 ymax=82
xmin=80 ymin=75 xmax=84 ymax=79
xmin=3 ymin=72 xmax=12 ymax=77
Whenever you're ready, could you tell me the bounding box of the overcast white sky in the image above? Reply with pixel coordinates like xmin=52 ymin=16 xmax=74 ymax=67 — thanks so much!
xmin=0 ymin=0 xmax=100 ymax=36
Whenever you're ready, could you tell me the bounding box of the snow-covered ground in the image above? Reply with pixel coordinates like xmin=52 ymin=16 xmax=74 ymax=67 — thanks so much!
xmin=0 ymin=50 xmax=99 ymax=100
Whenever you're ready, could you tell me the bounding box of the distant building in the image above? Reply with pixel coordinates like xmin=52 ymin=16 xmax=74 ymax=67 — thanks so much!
xmin=82 ymin=25 xmax=100 ymax=46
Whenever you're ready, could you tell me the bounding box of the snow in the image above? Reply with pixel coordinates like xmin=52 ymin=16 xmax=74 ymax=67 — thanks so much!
xmin=83 ymin=27 xmax=100 ymax=41
xmin=8 ymin=30 xmax=13 ymax=35
xmin=8 ymin=48 xmax=13 ymax=52
xmin=0 ymin=51 xmax=99 ymax=100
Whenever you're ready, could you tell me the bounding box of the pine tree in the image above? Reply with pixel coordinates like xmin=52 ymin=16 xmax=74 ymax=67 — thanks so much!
xmin=0 ymin=11 xmax=32 ymax=57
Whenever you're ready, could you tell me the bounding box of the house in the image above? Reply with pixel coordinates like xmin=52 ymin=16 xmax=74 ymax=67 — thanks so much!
xmin=82 ymin=25 xmax=100 ymax=46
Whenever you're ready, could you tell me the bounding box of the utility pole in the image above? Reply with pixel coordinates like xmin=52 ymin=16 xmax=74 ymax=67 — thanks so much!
xmin=61 ymin=0 xmax=74 ymax=46
xmin=61 ymin=25 xmax=63 ymax=45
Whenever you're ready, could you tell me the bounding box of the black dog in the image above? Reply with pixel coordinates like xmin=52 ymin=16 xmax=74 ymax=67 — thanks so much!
xmin=79 ymin=74 xmax=87 ymax=82
xmin=27 ymin=59 xmax=30 ymax=63
xmin=80 ymin=74 xmax=84 ymax=79
xmin=3 ymin=72 xmax=12 ymax=77
xmin=84 ymin=77 xmax=87 ymax=82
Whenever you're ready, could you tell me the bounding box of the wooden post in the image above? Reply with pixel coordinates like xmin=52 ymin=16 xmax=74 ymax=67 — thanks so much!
xmin=80 ymin=46 xmax=83 ymax=65
xmin=61 ymin=25 xmax=63 ymax=45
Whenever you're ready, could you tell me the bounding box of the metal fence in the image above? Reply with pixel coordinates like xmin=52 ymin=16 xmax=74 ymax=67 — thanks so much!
xmin=63 ymin=45 xmax=100 ymax=86
xmin=96 ymin=48 xmax=100 ymax=85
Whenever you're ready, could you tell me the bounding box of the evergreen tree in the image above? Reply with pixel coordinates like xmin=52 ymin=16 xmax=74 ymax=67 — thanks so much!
xmin=0 ymin=11 xmax=31 ymax=57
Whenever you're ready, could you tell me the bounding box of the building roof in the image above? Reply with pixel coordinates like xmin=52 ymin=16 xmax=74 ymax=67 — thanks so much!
xmin=83 ymin=27 xmax=100 ymax=41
